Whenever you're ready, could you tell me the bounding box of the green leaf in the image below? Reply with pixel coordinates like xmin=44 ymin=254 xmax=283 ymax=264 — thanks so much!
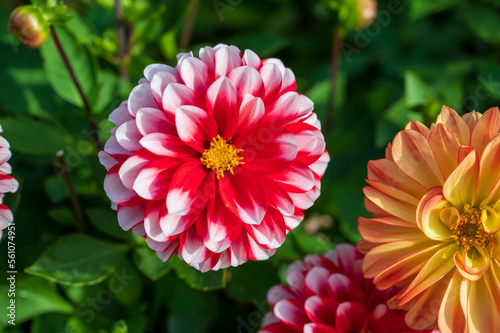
xmin=112 ymin=320 xmax=128 ymax=333
xmin=405 ymin=71 xmax=436 ymax=108
xmin=133 ymin=246 xmax=171 ymax=280
xmin=165 ymin=275 xmax=219 ymax=333
xmin=47 ymin=206 xmax=75 ymax=226
xmin=0 ymin=274 xmax=73 ymax=328
xmin=40 ymin=25 xmax=97 ymax=108
xmin=410 ymin=0 xmax=458 ymax=19
xmin=169 ymin=256 xmax=226 ymax=291
xmin=226 ymin=261 xmax=279 ymax=302
xmin=1 ymin=117 xmax=69 ymax=155
xmin=86 ymin=207 xmax=133 ymax=241
xmin=25 ymin=234 xmax=129 ymax=286
xmin=291 ymin=229 xmax=335 ymax=255
xmin=29 ymin=314 xmax=68 ymax=333
xmin=459 ymin=5 xmax=500 ymax=43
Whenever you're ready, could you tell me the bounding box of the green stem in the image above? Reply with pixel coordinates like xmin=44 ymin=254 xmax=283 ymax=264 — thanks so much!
xmin=179 ymin=0 xmax=201 ymax=50
xmin=56 ymin=150 xmax=86 ymax=234
xmin=50 ymin=26 xmax=102 ymax=149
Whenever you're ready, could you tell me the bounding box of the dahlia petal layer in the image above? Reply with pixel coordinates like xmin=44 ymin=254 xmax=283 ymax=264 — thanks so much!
xmin=359 ymin=106 xmax=500 ymax=330
xmin=100 ymin=44 xmax=328 ymax=270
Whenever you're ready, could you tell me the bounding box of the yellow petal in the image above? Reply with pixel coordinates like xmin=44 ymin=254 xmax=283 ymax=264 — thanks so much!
xmin=362 ymin=240 xmax=436 ymax=279
xmin=397 ymin=242 xmax=458 ymax=306
xmin=467 ymin=273 xmax=500 ymax=332
xmin=404 ymin=269 xmax=454 ymax=330
xmin=481 ymin=206 xmax=500 ymax=234
xmin=443 ymin=150 xmax=479 ymax=208
xmin=366 ymin=179 xmax=420 ymax=206
xmin=428 ymin=123 xmax=461 ymax=179
xmin=392 ymin=130 xmax=444 ymax=189
xmin=477 ymin=135 xmax=500 ymax=205
xmin=358 ymin=216 xmax=424 ymax=243
xmin=454 ymin=246 xmax=489 ymax=281
xmin=363 ymin=186 xmax=416 ymax=222
xmin=471 ymin=106 xmax=500 ymax=156
xmin=439 ymin=206 xmax=461 ymax=228
xmin=438 ymin=270 xmax=467 ymax=332
xmin=436 ymin=106 xmax=471 ymax=145
xmin=417 ymin=190 xmax=453 ymax=241
xmin=367 ymin=159 xmax=427 ymax=198
xmin=373 ymin=244 xmax=442 ymax=290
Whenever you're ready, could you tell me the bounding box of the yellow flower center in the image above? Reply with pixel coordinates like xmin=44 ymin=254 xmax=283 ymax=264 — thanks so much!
xmin=450 ymin=204 xmax=495 ymax=248
xmin=200 ymin=135 xmax=243 ymax=179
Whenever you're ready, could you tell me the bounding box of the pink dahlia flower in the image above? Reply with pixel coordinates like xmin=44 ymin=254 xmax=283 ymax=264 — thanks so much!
xmin=99 ymin=44 xmax=328 ymax=271
xmin=258 ymin=243 xmax=438 ymax=333
xmin=359 ymin=106 xmax=500 ymax=331
xmin=0 ymin=125 xmax=19 ymax=239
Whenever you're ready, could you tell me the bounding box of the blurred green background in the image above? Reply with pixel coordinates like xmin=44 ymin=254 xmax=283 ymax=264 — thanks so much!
xmin=1 ymin=0 xmax=500 ymax=332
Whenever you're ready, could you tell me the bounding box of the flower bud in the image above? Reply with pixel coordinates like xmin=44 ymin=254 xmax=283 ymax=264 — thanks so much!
xmin=356 ymin=0 xmax=377 ymax=29
xmin=8 ymin=5 xmax=49 ymax=49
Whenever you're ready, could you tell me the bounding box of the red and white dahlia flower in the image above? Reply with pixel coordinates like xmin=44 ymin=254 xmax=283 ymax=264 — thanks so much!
xmin=0 ymin=125 xmax=19 ymax=239
xmin=99 ymin=44 xmax=328 ymax=271
xmin=359 ymin=106 xmax=500 ymax=331
xmin=259 ymin=243 xmax=438 ymax=333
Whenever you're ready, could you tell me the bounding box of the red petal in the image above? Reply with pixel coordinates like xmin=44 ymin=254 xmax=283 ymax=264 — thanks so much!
xmin=246 ymin=208 xmax=286 ymax=249
xmin=267 ymin=285 xmax=299 ymax=306
xmin=261 ymin=177 xmax=295 ymax=216
xmin=303 ymin=323 xmax=337 ymax=333
xmin=179 ymin=224 xmax=212 ymax=265
xmin=214 ymin=46 xmax=242 ymax=79
xmin=150 ymin=71 xmax=178 ymax=105
xmin=242 ymin=129 xmax=299 ymax=175
xmin=118 ymin=149 xmax=158 ymax=190
xmin=177 ymin=56 xmax=212 ymax=96
xmin=335 ymin=302 xmax=368 ymax=333
xmin=304 ymin=295 xmax=338 ymax=326
xmin=219 ymin=169 xmax=268 ymax=225
xmin=227 ymin=66 xmax=264 ymax=99
xmin=128 ymin=83 xmax=158 ymax=117
xmin=175 ymin=105 xmax=217 ymax=152
xmin=242 ymin=49 xmax=261 ymax=69
xmin=304 ymin=267 xmax=331 ymax=296
xmin=260 ymin=63 xmax=282 ymax=104
xmin=166 ymin=161 xmax=215 ymax=215
xmin=139 ymin=133 xmax=198 ymax=159
xmin=135 ymin=106 xmax=176 ymax=136
xmin=274 ymin=299 xmax=308 ymax=331
xmin=327 ymin=273 xmax=367 ymax=304
xmin=232 ymin=94 xmax=265 ymax=146
xmin=162 ymin=83 xmax=200 ymax=119
xmin=133 ymin=158 xmax=181 ymax=200
xmin=205 ymin=77 xmax=239 ymax=138
xmin=270 ymin=161 xmax=315 ymax=193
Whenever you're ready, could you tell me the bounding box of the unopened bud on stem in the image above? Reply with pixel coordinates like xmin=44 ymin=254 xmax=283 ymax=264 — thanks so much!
xmin=8 ymin=5 xmax=49 ymax=49
xmin=356 ymin=0 xmax=377 ymax=29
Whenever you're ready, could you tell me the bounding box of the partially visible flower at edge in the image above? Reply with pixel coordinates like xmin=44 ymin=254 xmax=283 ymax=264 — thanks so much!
xmin=0 ymin=125 xmax=19 ymax=239
xmin=359 ymin=106 xmax=500 ymax=331
xmin=258 ymin=243 xmax=439 ymax=333
xmin=99 ymin=44 xmax=329 ymax=271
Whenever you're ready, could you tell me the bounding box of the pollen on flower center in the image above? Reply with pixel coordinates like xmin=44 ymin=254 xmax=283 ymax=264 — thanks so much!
xmin=200 ymin=134 xmax=243 ymax=179
xmin=450 ymin=204 xmax=494 ymax=248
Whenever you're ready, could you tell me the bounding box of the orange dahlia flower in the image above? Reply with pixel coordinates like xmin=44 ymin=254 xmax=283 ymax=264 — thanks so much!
xmin=359 ymin=106 xmax=500 ymax=331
